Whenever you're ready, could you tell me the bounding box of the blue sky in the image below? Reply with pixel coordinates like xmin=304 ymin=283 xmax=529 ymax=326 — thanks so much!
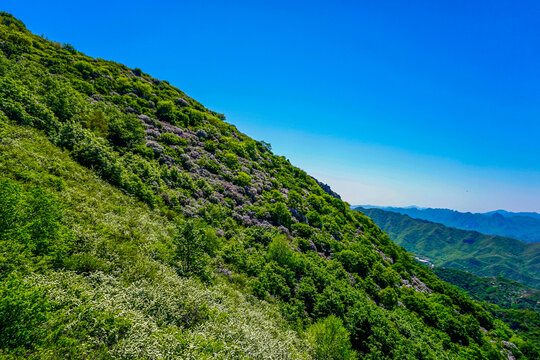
xmin=5 ymin=1 xmax=540 ymax=212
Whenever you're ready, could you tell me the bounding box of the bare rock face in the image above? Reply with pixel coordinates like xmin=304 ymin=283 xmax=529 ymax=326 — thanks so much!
xmin=372 ymin=244 xmax=394 ymax=264
xmin=125 ymin=106 xmax=138 ymax=114
xmin=411 ymin=276 xmax=432 ymax=294
xmin=402 ymin=276 xmax=432 ymax=294
xmin=310 ymin=176 xmax=341 ymax=199
xmin=175 ymin=97 xmax=189 ymax=107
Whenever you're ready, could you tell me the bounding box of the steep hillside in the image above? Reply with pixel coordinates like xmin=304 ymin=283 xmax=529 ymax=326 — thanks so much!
xmin=358 ymin=207 xmax=540 ymax=289
xmin=433 ymin=268 xmax=540 ymax=313
xmin=0 ymin=125 xmax=308 ymax=358
xmin=358 ymin=206 xmax=540 ymax=243
xmin=431 ymin=268 xmax=540 ymax=344
xmin=1 ymin=12 xmax=538 ymax=359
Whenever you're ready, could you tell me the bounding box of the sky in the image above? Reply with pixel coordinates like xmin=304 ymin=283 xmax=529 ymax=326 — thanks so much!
xmin=5 ymin=1 xmax=540 ymax=212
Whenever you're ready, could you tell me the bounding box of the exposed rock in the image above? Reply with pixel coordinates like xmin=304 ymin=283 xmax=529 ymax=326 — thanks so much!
xmin=502 ymin=341 xmax=517 ymax=350
xmin=372 ymin=244 xmax=394 ymax=264
xmin=144 ymin=128 xmax=161 ymax=139
xmin=411 ymin=276 xmax=432 ymax=294
xmin=310 ymin=176 xmax=341 ymax=199
xmin=175 ymin=97 xmax=189 ymax=107
xmin=277 ymin=225 xmax=290 ymax=236
xmin=289 ymin=207 xmax=306 ymax=223
xmin=402 ymin=276 xmax=432 ymax=294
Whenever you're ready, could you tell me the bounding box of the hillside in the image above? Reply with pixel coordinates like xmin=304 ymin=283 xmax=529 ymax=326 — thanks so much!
xmin=357 ymin=206 xmax=540 ymax=243
xmin=432 ymin=268 xmax=540 ymax=344
xmin=358 ymin=207 xmax=540 ymax=289
xmin=0 ymin=12 xmax=538 ymax=359
xmin=433 ymin=268 xmax=540 ymax=313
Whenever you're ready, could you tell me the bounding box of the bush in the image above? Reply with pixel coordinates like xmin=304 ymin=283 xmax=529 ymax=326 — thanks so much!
xmin=234 ymin=171 xmax=251 ymax=187
xmin=292 ymin=223 xmax=312 ymax=238
xmin=0 ymin=275 xmax=50 ymax=350
xmin=307 ymin=211 xmax=322 ymax=228
xmin=379 ymin=287 xmax=398 ymax=307
xmin=222 ymin=151 xmax=238 ymax=169
xmin=156 ymin=100 xmax=176 ymax=122
xmin=308 ymin=315 xmax=356 ymax=360
xmin=79 ymin=109 xmax=108 ymax=137
xmin=0 ymin=179 xmax=72 ymax=273
xmin=270 ymin=202 xmax=292 ymax=228
xmin=173 ymin=220 xmax=212 ymax=281
xmin=73 ymin=61 xmax=95 ymax=79
xmin=267 ymin=236 xmax=295 ymax=268
xmin=107 ymin=113 xmax=144 ymax=148
xmin=160 ymin=132 xmax=187 ymax=146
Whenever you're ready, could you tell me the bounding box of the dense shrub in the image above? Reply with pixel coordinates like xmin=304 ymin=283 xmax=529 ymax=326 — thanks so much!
xmin=160 ymin=132 xmax=187 ymax=146
xmin=234 ymin=171 xmax=251 ymax=187
xmin=308 ymin=315 xmax=356 ymax=360
xmin=156 ymin=100 xmax=176 ymax=122
xmin=0 ymin=179 xmax=72 ymax=274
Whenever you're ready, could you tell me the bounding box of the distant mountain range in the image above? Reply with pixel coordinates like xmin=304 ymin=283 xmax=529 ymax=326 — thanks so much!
xmin=484 ymin=209 xmax=540 ymax=220
xmin=356 ymin=207 xmax=540 ymax=288
xmin=355 ymin=205 xmax=540 ymax=243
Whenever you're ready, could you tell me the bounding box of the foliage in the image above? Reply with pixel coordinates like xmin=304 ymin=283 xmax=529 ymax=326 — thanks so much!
xmin=360 ymin=207 xmax=540 ymax=288
xmin=433 ymin=267 xmax=539 ymax=312
xmin=0 ymin=179 xmax=72 ymax=275
xmin=0 ymin=12 xmax=536 ymax=359
xmin=308 ymin=316 xmax=356 ymax=360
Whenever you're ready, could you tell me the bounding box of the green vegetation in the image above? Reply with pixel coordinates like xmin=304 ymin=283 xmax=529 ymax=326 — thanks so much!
xmin=359 ymin=207 xmax=540 ymax=288
xmin=433 ymin=267 xmax=539 ymax=312
xmin=0 ymin=12 xmax=538 ymax=359
xmin=433 ymin=267 xmax=540 ymax=347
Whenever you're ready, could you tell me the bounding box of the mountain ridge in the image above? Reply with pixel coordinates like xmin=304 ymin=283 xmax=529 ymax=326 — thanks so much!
xmin=355 ymin=205 xmax=540 ymax=243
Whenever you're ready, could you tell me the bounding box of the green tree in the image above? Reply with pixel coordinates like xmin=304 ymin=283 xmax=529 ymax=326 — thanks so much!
xmin=308 ymin=315 xmax=356 ymax=360
xmin=156 ymin=100 xmax=176 ymax=122
xmin=173 ymin=220 xmax=211 ymax=280
xmin=270 ymin=202 xmax=292 ymax=228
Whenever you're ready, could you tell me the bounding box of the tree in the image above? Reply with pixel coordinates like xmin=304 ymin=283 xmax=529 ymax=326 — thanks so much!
xmin=308 ymin=315 xmax=356 ymax=360
xmin=270 ymin=202 xmax=291 ymax=228
xmin=156 ymin=100 xmax=175 ymax=122
xmin=173 ymin=220 xmax=211 ymax=280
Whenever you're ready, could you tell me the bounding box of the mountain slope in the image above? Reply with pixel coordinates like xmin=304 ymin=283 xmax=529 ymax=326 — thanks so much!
xmin=433 ymin=268 xmax=540 ymax=313
xmin=358 ymin=207 xmax=540 ymax=288
xmin=0 ymin=12 xmax=537 ymax=359
xmin=485 ymin=210 xmax=540 ymax=220
xmin=358 ymin=206 xmax=540 ymax=243
xmin=432 ymin=268 xmax=540 ymax=344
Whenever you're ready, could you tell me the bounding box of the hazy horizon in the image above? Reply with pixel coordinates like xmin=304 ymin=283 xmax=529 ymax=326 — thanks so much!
xmin=349 ymin=204 xmax=540 ymax=215
xmin=6 ymin=1 xmax=540 ymax=213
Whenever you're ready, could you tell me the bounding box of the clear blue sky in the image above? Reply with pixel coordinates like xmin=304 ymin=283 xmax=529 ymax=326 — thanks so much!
xmin=5 ymin=1 xmax=540 ymax=212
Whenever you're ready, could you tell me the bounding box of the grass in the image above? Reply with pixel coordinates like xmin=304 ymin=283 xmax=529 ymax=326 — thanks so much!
xmin=0 ymin=122 xmax=310 ymax=359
